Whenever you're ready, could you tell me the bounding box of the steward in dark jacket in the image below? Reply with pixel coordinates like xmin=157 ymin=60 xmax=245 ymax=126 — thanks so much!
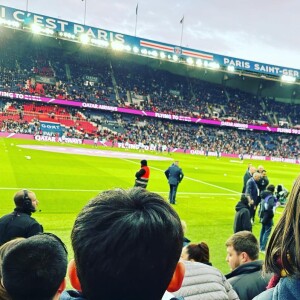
xmin=225 ymin=260 xmax=272 ymax=300
xmin=233 ymin=195 xmax=252 ymax=233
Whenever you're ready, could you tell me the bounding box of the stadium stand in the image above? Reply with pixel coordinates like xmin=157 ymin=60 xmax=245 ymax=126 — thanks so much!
xmin=0 ymin=27 xmax=299 ymax=160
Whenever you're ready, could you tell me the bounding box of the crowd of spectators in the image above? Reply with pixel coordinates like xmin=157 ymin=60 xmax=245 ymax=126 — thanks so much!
xmin=1 ymin=99 xmax=299 ymax=159
xmin=1 ymin=30 xmax=299 ymax=130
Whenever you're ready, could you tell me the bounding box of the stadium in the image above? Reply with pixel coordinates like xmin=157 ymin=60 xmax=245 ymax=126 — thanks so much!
xmin=0 ymin=3 xmax=300 ymax=299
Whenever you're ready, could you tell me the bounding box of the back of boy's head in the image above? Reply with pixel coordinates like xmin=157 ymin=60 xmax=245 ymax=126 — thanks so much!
xmin=71 ymin=188 xmax=183 ymax=300
xmin=2 ymin=234 xmax=68 ymax=300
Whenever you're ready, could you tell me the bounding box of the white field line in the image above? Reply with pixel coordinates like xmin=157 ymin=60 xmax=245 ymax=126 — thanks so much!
xmin=122 ymin=158 xmax=241 ymax=195
xmin=0 ymin=187 xmax=237 ymax=196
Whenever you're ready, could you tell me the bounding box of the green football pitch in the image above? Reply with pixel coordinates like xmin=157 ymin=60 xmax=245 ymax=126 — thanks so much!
xmin=0 ymin=137 xmax=299 ymax=276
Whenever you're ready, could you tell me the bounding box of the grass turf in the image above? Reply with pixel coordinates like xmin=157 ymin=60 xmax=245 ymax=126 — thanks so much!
xmin=0 ymin=137 xmax=298 ymax=276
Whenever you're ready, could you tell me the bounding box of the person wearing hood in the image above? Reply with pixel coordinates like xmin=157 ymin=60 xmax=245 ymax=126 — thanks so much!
xmin=259 ymin=184 xmax=277 ymax=253
xmin=0 ymin=190 xmax=43 ymax=246
xmin=233 ymin=194 xmax=252 ymax=233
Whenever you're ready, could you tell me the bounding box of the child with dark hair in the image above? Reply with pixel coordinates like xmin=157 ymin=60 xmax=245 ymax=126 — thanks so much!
xmin=0 ymin=238 xmax=25 ymax=300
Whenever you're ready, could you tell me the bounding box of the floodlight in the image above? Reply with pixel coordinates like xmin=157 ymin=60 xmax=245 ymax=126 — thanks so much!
xmin=141 ymin=48 xmax=148 ymax=55
xmin=196 ymin=59 xmax=202 ymax=67
xmin=208 ymin=62 xmax=220 ymax=69
xmin=124 ymin=45 xmax=131 ymax=52
xmin=186 ymin=57 xmax=194 ymax=65
xmin=133 ymin=46 xmax=139 ymax=53
xmin=91 ymin=39 xmax=109 ymax=47
xmin=172 ymin=54 xmax=179 ymax=62
xmin=227 ymin=65 xmax=235 ymax=72
xmin=151 ymin=50 xmax=158 ymax=57
xmin=160 ymin=52 xmax=166 ymax=59
xmin=31 ymin=23 xmax=42 ymax=34
xmin=80 ymin=34 xmax=90 ymax=44
xmin=111 ymin=42 xmax=126 ymax=51
xmin=281 ymin=75 xmax=296 ymax=83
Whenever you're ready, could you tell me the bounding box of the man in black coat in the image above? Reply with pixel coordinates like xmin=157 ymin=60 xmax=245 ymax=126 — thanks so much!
xmin=165 ymin=161 xmax=184 ymax=204
xmin=0 ymin=190 xmax=43 ymax=246
xmin=225 ymin=231 xmax=272 ymax=300
xmin=233 ymin=195 xmax=252 ymax=233
xmin=242 ymin=165 xmax=256 ymax=193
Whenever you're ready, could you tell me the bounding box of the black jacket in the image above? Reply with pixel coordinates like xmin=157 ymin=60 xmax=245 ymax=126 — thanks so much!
xmin=260 ymin=190 xmax=275 ymax=225
xmin=233 ymin=201 xmax=252 ymax=233
xmin=0 ymin=208 xmax=43 ymax=245
xmin=225 ymin=260 xmax=272 ymax=300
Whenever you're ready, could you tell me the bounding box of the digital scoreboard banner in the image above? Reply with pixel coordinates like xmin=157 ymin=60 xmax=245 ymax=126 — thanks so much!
xmin=1 ymin=5 xmax=300 ymax=79
xmin=1 ymin=90 xmax=300 ymax=136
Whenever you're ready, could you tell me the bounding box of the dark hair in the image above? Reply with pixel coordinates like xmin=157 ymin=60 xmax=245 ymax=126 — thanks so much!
xmin=2 ymin=233 xmax=68 ymax=300
xmin=0 ymin=238 xmax=25 ymax=280
xmin=72 ymin=188 xmax=183 ymax=300
xmin=265 ymin=175 xmax=300 ymax=276
xmin=141 ymin=160 xmax=147 ymax=166
xmin=225 ymin=231 xmax=259 ymax=260
xmin=186 ymin=242 xmax=210 ymax=264
xmin=267 ymin=184 xmax=275 ymax=193
xmin=240 ymin=194 xmax=249 ymax=205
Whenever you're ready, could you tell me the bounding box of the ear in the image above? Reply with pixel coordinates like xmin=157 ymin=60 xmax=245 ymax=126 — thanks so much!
xmin=68 ymin=259 xmax=82 ymax=292
xmin=240 ymin=252 xmax=250 ymax=263
xmin=167 ymin=261 xmax=185 ymax=292
xmin=57 ymin=278 xmax=66 ymax=294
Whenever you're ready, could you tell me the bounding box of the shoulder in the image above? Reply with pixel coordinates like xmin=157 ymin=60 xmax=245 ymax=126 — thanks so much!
xmin=253 ymin=288 xmax=275 ymax=300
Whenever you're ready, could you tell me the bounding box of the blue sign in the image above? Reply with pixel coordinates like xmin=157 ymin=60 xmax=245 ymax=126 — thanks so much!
xmin=40 ymin=121 xmax=62 ymax=136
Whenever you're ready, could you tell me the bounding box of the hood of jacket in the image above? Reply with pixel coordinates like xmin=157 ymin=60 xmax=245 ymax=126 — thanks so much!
xmin=235 ymin=201 xmax=249 ymax=212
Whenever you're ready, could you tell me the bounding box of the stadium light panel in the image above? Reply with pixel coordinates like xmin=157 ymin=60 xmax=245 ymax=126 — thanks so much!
xmin=208 ymin=62 xmax=220 ymax=69
xmin=0 ymin=18 xmax=20 ymax=28
xmin=133 ymin=46 xmax=140 ymax=53
xmin=141 ymin=48 xmax=148 ymax=55
xmin=160 ymin=52 xmax=166 ymax=59
xmin=111 ymin=41 xmax=125 ymax=51
xmin=62 ymin=32 xmax=76 ymax=40
xmin=196 ymin=59 xmax=202 ymax=67
xmin=124 ymin=45 xmax=132 ymax=52
xmin=203 ymin=61 xmax=209 ymax=67
xmin=172 ymin=55 xmax=179 ymax=62
xmin=91 ymin=39 xmax=109 ymax=47
xmin=151 ymin=50 xmax=158 ymax=57
xmin=186 ymin=57 xmax=194 ymax=65
xmin=80 ymin=34 xmax=90 ymax=44
xmin=281 ymin=75 xmax=296 ymax=83
xmin=227 ymin=65 xmax=235 ymax=72
xmin=31 ymin=23 xmax=42 ymax=34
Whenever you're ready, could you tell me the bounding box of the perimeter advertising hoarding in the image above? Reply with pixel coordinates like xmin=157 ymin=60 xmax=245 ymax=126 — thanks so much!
xmin=1 ymin=90 xmax=300 ymax=136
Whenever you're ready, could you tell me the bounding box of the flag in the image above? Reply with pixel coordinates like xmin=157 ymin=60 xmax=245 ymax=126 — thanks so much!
xmin=180 ymin=16 xmax=184 ymax=24
xmin=136 ymin=3 xmax=139 ymax=15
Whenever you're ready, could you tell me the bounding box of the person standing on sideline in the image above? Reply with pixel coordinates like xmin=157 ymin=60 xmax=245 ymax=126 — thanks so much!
xmin=245 ymin=172 xmax=261 ymax=222
xmin=0 ymin=190 xmax=43 ymax=246
xmin=259 ymin=184 xmax=276 ymax=253
xmin=242 ymin=165 xmax=256 ymax=193
xmin=93 ymin=136 xmax=98 ymax=147
xmin=165 ymin=161 xmax=184 ymax=204
xmin=233 ymin=194 xmax=252 ymax=233
xmin=134 ymin=160 xmax=150 ymax=189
